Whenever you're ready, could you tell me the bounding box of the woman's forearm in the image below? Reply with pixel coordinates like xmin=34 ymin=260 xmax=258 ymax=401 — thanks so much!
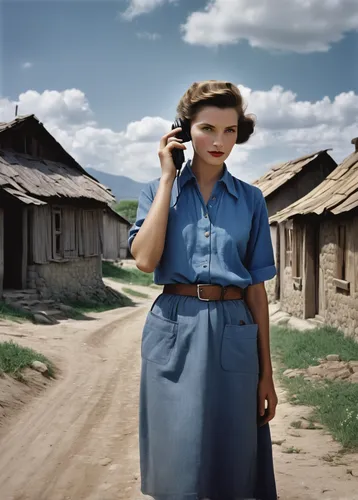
xmin=131 ymin=175 xmax=175 ymax=273
xmin=245 ymin=283 xmax=273 ymax=378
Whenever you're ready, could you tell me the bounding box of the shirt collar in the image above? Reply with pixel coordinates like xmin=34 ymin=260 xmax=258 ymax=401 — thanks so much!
xmin=179 ymin=159 xmax=238 ymax=199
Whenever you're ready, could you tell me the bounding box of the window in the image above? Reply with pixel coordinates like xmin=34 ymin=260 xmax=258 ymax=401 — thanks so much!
xmin=285 ymin=227 xmax=293 ymax=267
xmin=337 ymin=224 xmax=347 ymax=281
xmin=52 ymin=208 xmax=63 ymax=258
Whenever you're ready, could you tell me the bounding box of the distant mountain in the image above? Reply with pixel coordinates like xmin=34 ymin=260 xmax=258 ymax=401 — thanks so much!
xmin=86 ymin=168 xmax=147 ymax=201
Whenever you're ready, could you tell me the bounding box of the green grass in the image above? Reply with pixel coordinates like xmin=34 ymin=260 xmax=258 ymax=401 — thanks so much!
xmin=63 ymin=296 xmax=134 ymax=319
xmin=0 ymin=302 xmax=32 ymax=323
xmin=271 ymin=325 xmax=358 ymax=369
xmin=0 ymin=340 xmax=55 ymax=379
xmin=271 ymin=325 xmax=358 ymax=450
xmin=122 ymin=287 xmax=150 ymax=299
xmin=102 ymin=261 xmax=154 ymax=286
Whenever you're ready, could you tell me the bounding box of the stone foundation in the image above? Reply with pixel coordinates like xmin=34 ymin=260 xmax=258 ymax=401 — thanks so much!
xmin=27 ymin=256 xmax=104 ymax=301
xmin=265 ymin=276 xmax=277 ymax=303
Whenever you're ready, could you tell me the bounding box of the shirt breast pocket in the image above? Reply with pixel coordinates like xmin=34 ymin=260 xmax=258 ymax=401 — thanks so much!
xmin=141 ymin=311 xmax=179 ymax=365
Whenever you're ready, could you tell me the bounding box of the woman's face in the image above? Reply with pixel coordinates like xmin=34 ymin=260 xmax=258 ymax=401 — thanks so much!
xmin=190 ymin=106 xmax=238 ymax=166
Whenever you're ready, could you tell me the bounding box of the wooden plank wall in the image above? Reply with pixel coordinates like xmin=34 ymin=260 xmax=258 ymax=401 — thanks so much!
xmin=303 ymin=224 xmax=316 ymax=318
xmin=21 ymin=208 xmax=28 ymax=288
xmin=0 ymin=208 xmax=3 ymax=295
xmin=354 ymin=215 xmax=358 ymax=294
xmin=31 ymin=205 xmax=103 ymax=263
xmin=103 ymin=213 xmax=121 ymax=260
xmin=31 ymin=205 xmax=52 ymax=263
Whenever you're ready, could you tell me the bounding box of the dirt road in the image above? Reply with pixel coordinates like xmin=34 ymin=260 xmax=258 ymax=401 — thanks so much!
xmin=0 ymin=281 xmax=358 ymax=500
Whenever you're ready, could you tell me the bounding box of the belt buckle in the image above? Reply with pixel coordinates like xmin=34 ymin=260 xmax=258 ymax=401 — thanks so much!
xmin=197 ymin=284 xmax=212 ymax=301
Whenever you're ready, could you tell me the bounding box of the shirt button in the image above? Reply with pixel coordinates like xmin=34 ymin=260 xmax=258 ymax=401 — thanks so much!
xmin=204 ymin=231 xmax=210 ymax=238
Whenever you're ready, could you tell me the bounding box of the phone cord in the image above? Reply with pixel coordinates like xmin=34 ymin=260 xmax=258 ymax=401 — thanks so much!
xmin=171 ymin=169 xmax=182 ymax=208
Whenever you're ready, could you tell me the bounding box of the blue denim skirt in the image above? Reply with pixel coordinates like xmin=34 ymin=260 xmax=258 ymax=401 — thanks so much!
xmin=139 ymin=292 xmax=277 ymax=500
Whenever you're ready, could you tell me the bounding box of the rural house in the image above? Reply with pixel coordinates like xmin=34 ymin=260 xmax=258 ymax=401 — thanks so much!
xmin=270 ymin=137 xmax=358 ymax=339
xmin=253 ymin=150 xmax=337 ymax=302
xmin=0 ymin=114 xmax=115 ymax=303
xmin=103 ymin=207 xmax=131 ymax=260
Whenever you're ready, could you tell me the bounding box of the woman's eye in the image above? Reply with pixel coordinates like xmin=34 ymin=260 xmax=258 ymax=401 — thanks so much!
xmin=202 ymin=127 xmax=235 ymax=132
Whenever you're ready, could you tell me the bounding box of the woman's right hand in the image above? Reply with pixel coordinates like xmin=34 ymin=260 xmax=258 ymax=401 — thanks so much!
xmin=158 ymin=127 xmax=187 ymax=181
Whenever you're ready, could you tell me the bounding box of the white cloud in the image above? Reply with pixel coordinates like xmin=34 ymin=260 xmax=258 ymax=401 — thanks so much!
xmin=136 ymin=31 xmax=161 ymax=40
xmin=181 ymin=0 xmax=358 ymax=53
xmin=121 ymin=0 xmax=177 ymax=20
xmin=239 ymin=84 xmax=358 ymax=131
xmin=22 ymin=62 xmax=33 ymax=69
xmin=125 ymin=116 xmax=171 ymax=141
xmin=0 ymin=85 xmax=357 ymax=183
xmin=5 ymin=89 xmax=96 ymax=128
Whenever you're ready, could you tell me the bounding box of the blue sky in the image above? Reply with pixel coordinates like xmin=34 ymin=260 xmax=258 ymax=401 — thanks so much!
xmin=1 ymin=0 xmax=358 ymax=182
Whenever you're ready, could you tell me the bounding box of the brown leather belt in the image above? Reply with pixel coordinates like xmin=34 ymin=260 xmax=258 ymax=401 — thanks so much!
xmin=163 ymin=283 xmax=244 ymax=301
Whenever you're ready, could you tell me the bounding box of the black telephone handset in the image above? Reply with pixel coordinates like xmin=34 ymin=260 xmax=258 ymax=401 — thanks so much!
xmin=171 ymin=118 xmax=191 ymax=171
xmin=169 ymin=118 xmax=191 ymax=207
xmin=171 ymin=122 xmax=185 ymax=171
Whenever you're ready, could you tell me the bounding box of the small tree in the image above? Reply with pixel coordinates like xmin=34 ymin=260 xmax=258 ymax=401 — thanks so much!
xmin=114 ymin=200 xmax=138 ymax=224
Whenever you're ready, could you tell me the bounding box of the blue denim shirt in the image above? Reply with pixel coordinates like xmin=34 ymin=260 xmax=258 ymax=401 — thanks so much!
xmin=128 ymin=160 xmax=276 ymax=288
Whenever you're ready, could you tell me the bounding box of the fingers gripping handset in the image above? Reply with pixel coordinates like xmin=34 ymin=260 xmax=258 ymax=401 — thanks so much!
xmin=158 ymin=119 xmax=190 ymax=178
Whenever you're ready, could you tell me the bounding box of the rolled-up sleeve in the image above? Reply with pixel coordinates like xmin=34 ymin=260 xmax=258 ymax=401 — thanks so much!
xmin=245 ymin=188 xmax=276 ymax=285
xmin=128 ymin=182 xmax=154 ymax=252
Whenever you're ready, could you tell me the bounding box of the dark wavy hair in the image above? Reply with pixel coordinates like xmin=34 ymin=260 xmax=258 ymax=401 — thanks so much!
xmin=176 ymin=80 xmax=255 ymax=144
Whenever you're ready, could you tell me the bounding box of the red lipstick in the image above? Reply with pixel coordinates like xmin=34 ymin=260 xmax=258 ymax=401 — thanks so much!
xmin=208 ymin=151 xmax=224 ymax=157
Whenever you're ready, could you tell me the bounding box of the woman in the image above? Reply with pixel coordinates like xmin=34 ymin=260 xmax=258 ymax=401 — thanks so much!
xmin=128 ymin=80 xmax=278 ymax=500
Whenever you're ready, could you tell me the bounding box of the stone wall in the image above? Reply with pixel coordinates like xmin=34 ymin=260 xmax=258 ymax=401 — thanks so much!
xmin=319 ymin=219 xmax=358 ymax=339
xmin=265 ymin=276 xmax=277 ymax=303
xmin=279 ymin=217 xmax=358 ymax=340
xmin=280 ymin=265 xmax=304 ymax=318
xmin=27 ymin=256 xmax=104 ymax=301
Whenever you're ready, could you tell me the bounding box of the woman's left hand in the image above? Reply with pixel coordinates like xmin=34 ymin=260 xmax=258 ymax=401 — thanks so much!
xmin=258 ymin=374 xmax=278 ymax=426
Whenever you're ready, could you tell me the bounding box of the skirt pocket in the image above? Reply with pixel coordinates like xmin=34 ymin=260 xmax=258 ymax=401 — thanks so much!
xmin=141 ymin=311 xmax=178 ymax=365
xmin=221 ymin=323 xmax=259 ymax=374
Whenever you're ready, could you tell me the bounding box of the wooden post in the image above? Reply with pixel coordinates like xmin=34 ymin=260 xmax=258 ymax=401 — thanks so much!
xmin=21 ymin=207 xmax=28 ymax=289
xmin=303 ymin=223 xmax=316 ymax=319
xmin=273 ymin=224 xmax=280 ymax=300
xmin=279 ymin=223 xmax=285 ymax=301
xmin=347 ymin=218 xmax=355 ymax=293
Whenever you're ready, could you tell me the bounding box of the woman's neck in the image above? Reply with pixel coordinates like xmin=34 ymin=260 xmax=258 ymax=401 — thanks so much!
xmin=190 ymin=153 xmax=225 ymax=186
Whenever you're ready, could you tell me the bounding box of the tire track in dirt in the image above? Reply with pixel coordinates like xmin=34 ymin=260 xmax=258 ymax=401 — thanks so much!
xmin=0 ymin=305 xmax=147 ymax=500
xmin=39 ymin=310 xmax=145 ymax=500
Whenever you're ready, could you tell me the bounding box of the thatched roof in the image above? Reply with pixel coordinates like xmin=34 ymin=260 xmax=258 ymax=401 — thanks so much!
xmin=0 ymin=115 xmax=114 ymax=205
xmin=270 ymin=143 xmax=358 ymax=223
xmin=105 ymin=206 xmax=132 ymax=226
xmin=253 ymin=149 xmax=334 ymax=198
